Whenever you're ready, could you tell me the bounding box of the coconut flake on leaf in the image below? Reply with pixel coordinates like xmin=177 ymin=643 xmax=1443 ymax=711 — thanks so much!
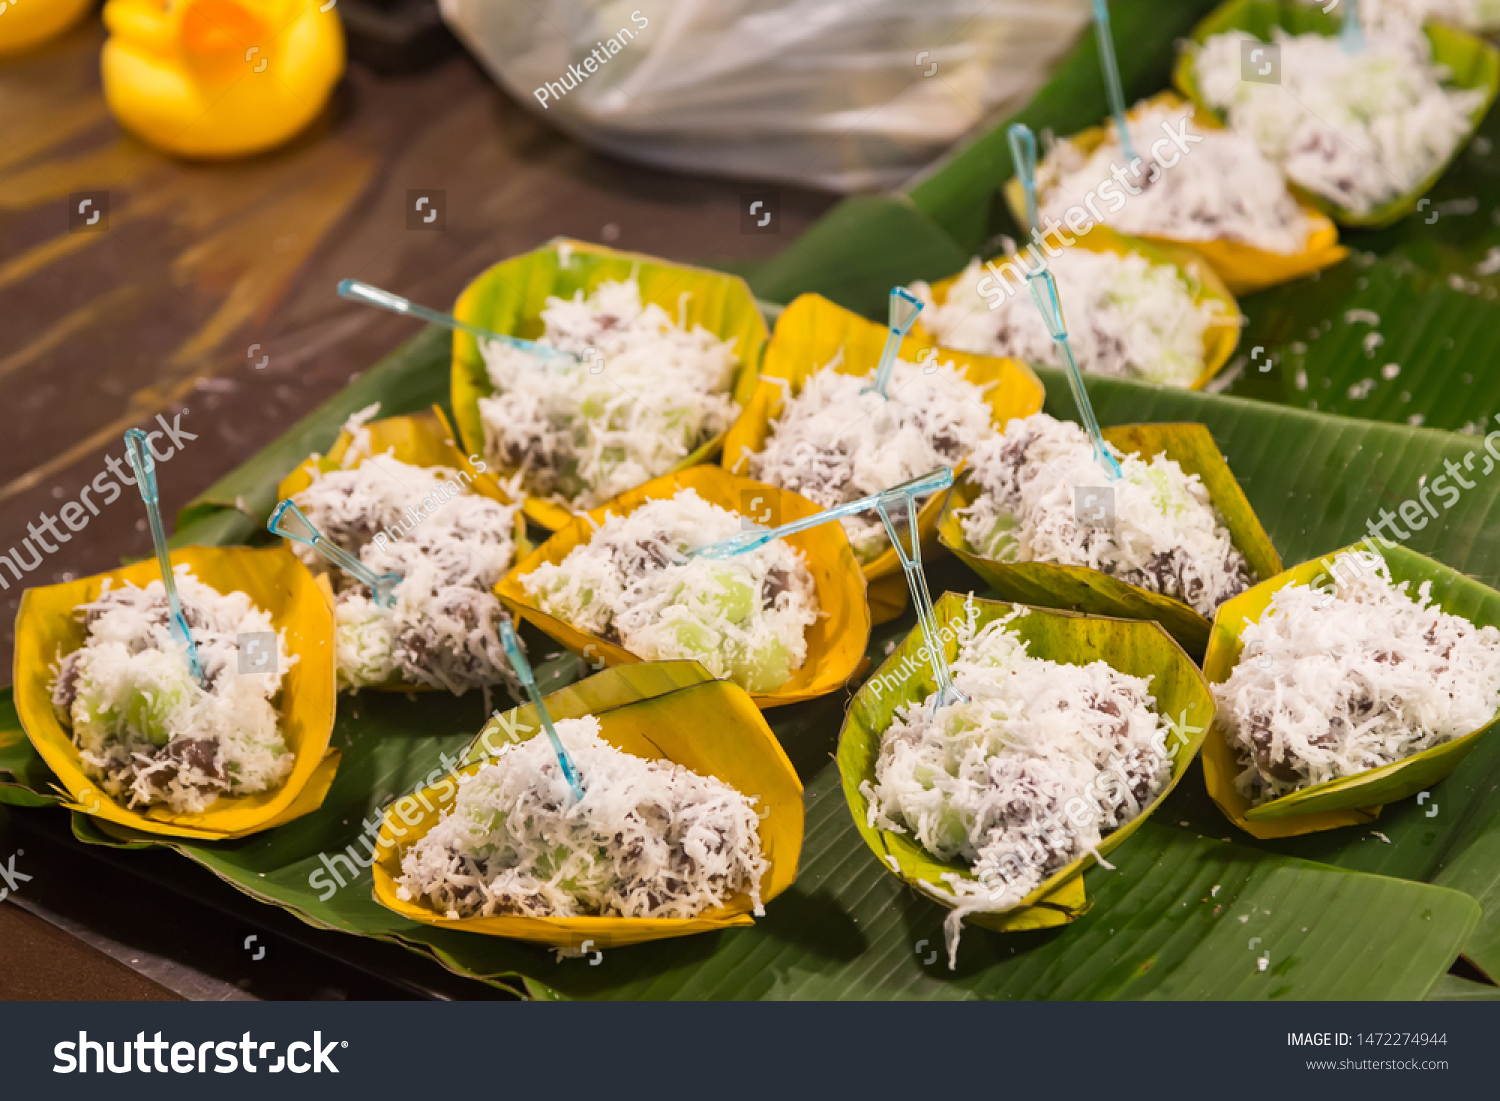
xmin=50 ymin=567 xmax=297 ymax=814
xmin=862 ymin=604 xmax=1172 ymax=967
xmin=397 ymin=714 xmax=767 ymax=920
xmin=477 ymin=278 xmax=741 ymax=511
xmin=1215 ymin=551 xmax=1500 ymax=804
xmin=520 ymin=489 xmax=818 ymax=693
xmin=912 ymin=249 xmax=1221 ymax=386
xmin=1193 ymin=23 xmax=1487 ymax=217
xmin=959 ymin=413 xmax=1252 ymax=618
xmin=749 ymin=352 xmax=995 ymax=561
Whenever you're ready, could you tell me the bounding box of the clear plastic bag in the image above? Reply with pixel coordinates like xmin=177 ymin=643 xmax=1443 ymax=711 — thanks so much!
xmin=438 ymin=0 xmax=1091 ymax=192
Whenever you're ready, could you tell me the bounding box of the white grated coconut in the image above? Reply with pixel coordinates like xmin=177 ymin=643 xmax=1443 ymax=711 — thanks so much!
xmin=958 ymin=413 xmax=1253 ymax=618
xmin=50 ymin=567 xmax=297 ymax=814
xmin=1033 ymin=99 xmax=1319 ymax=254
xmin=520 ymin=490 xmax=818 ymax=693
xmin=1192 ymin=23 xmax=1487 ymax=216
xmin=477 ymin=278 xmax=741 ymax=511
xmin=746 ymin=351 xmax=995 ymax=562
xmin=290 ymin=449 xmax=522 ymax=694
xmin=911 ymin=248 xmax=1221 ymax=387
xmin=396 ymin=715 xmax=767 ymax=920
xmin=1216 ymin=551 xmax=1500 ymax=804
xmin=862 ymin=601 xmax=1173 ymax=968
xmin=1297 ymin=0 xmax=1500 ymax=32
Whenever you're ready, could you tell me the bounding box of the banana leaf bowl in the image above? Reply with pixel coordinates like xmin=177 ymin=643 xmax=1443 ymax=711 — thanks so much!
xmin=449 ymin=237 xmax=768 ymax=532
xmin=277 ymin=406 xmax=530 ymax=693
xmin=1003 ymin=91 xmax=1346 ymax=295
xmin=1172 ymin=0 xmax=1500 ymax=230
xmin=496 ymin=464 xmax=871 ymax=709
xmin=1202 ymin=543 xmax=1500 ymax=839
xmin=12 ymin=545 xmax=339 ymax=841
xmin=721 ymin=291 xmax=1045 ymax=625
xmin=372 ymin=661 xmax=803 ymax=950
xmin=938 ymin=422 xmax=1281 ymax=656
xmin=838 ymin=591 xmax=1214 ymax=937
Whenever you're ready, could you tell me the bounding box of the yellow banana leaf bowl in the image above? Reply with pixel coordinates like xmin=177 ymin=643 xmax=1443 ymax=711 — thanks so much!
xmin=450 ymin=238 xmax=769 ymax=533
xmin=277 ymin=406 xmax=531 ymax=693
xmin=372 ymin=661 xmax=803 ymax=949
xmin=102 ymin=0 xmax=345 ymax=159
xmin=0 ymin=0 xmax=95 ymax=57
xmin=12 ymin=545 xmax=338 ymax=840
xmin=1173 ymin=0 xmax=1499 ymax=230
xmin=1004 ymin=92 xmax=1345 ymax=296
xmin=938 ymin=422 xmax=1281 ymax=657
xmin=721 ymin=291 xmax=1045 ymax=625
xmin=496 ymin=464 xmax=871 ymax=709
xmin=1202 ymin=544 xmax=1500 ymax=839
xmin=838 ymin=591 xmax=1214 ymax=935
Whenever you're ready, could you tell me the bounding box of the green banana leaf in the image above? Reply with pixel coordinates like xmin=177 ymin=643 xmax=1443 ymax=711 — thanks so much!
xmin=838 ymin=592 xmax=1214 ymax=934
xmin=1172 ymin=1 xmax=1500 ymax=230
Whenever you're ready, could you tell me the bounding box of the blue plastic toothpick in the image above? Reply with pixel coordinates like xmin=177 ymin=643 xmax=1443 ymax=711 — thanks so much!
xmin=267 ymin=500 xmax=402 ymax=608
xmin=1092 ymin=0 xmax=1139 ymax=168
xmin=124 ymin=429 xmax=206 ymax=686
xmin=337 ymin=279 xmax=581 ymax=363
xmin=864 ymin=287 xmax=925 ymax=398
xmin=1340 ymin=0 xmax=1363 ymax=54
xmin=1009 ymin=123 xmax=1041 ymax=235
xmin=691 ymin=468 xmax=954 ymax=560
xmin=1027 ymin=269 xmax=1123 ymax=482
xmin=876 ymin=490 xmax=967 ymax=711
xmin=498 ymin=615 xmax=585 ymax=804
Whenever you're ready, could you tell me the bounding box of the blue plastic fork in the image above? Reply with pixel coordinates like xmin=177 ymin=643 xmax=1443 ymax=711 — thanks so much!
xmin=267 ymin=499 xmax=402 ymax=608
xmin=691 ymin=468 xmax=954 ymax=560
xmin=863 ymin=287 xmax=925 ymax=399
xmin=1340 ymin=0 xmax=1363 ymax=54
xmin=337 ymin=279 xmax=582 ymax=363
xmin=876 ymin=490 xmax=967 ymax=711
xmin=1092 ymin=0 xmax=1140 ymax=169
xmin=124 ymin=429 xmax=206 ymax=686
xmin=1027 ymin=269 xmax=1123 ymax=482
xmin=1009 ymin=123 xmax=1041 ymax=235
xmin=498 ymin=615 xmax=585 ymax=804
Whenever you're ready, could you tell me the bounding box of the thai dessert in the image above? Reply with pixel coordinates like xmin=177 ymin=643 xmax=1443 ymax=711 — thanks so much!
xmin=290 ymin=438 xmax=523 ymax=693
xmin=396 ymin=714 xmax=768 ymax=920
xmin=519 ymin=490 xmax=818 ymax=693
xmin=957 ymin=413 xmax=1253 ymax=618
xmin=862 ymin=602 xmax=1175 ymax=967
xmin=49 ymin=567 xmax=297 ymax=814
xmin=1030 ymin=98 xmax=1322 ymax=255
xmin=748 ymin=351 xmax=995 ymax=562
xmin=477 ymin=278 xmax=742 ymax=511
xmin=1215 ymin=552 xmax=1500 ymax=804
xmin=912 ymin=247 xmax=1222 ymax=386
xmin=1191 ymin=22 xmax=1488 ymax=217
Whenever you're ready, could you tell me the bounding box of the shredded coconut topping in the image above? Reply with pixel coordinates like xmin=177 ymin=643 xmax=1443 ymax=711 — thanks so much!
xmin=521 ymin=490 xmax=818 ymax=693
xmin=49 ymin=567 xmax=297 ymax=813
xmin=478 ymin=278 xmax=741 ymax=510
xmin=396 ymin=715 xmax=768 ymax=920
xmin=1297 ymin=0 xmax=1500 ymax=32
xmin=747 ymin=352 xmax=995 ymax=561
xmin=912 ymin=249 xmax=1220 ymax=386
xmin=1216 ymin=552 xmax=1500 ymax=804
xmin=1193 ymin=24 xmax=1486 ymax=216
xmin=290 ymin=451 xmax=522 ymax=694
xmin=959 ymin=413 xmax=1253 ymax=618
xmin=862 ymin=601 xmax=1172 ymax=968
xmin=1034 ymin=99 xmax=1319 ymax=253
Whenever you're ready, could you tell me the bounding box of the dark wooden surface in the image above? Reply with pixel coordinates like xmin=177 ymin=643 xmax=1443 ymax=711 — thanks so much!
xmin=0 ymin=16 xmax=836 ymax=999
xmin=0 ymin=16 xmax=836 ymax=678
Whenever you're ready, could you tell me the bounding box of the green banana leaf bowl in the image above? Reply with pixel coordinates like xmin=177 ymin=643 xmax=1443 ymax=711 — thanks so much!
xmin=838 ymin=591 xmax=1215 ymax=937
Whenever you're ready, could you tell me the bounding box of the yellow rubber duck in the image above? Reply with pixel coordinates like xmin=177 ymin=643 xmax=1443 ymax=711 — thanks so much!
xmin=0 ymin=0 xmax=97 ymax=57
xmin=101 ymin=0 xmax=344 ymax=158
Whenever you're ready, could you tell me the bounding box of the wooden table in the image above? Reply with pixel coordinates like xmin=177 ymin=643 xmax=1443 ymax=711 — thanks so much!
xmin=0 ymin=17 xmax=835 ymax=999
